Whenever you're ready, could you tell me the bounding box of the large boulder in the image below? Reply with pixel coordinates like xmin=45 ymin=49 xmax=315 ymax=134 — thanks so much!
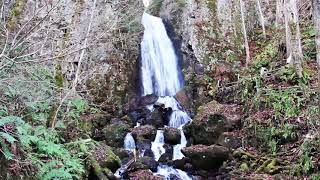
xmin=128 ymin=156 xmax=159 ymax=172
xmin=174 ymin=89 xmax=191 ymax=112
xmin=127 ymin=169 xmax=162 ymax=180
xmin=164 ymin=127 xmax=181 ymax=145
xmin=146 ymin=108 xmax=165 ymax=128
xmin=182 ymin=144 xmax=229 ymax=170
xmin=131 ymin=125 xmax=157 ymax=141
xmin=88 ymin=143 xmax=121 ymax=173
xmin=184 ymin=100 xmax=242 ymax=145
xmin=102 ymin=123 xmax=130 ymax=147
xmin=139 ymin=94 xmax=159 ymax=107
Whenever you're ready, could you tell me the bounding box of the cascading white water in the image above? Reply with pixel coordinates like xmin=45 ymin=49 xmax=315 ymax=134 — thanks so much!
xmin=140 ymin=12 xmax=192 ymax=179
xmin=151 ymin=130 xmax=166 ymax=161
xmin=124 ymin=133 xmax=136 ymax=152
xmin=155 ymin=165 xmax=192 ymax=180
xmin=141 ymin=13 xmax=181 ymax=97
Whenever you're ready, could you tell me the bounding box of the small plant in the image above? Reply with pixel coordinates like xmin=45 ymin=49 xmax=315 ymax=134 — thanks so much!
xmin=277 ymin=65 xmax=310 ymax=85
xmin=251 ymin=42 xmax=278 ymax=71
xmin=0 ymin=116 xmax=24 ymax=159
xmin=17 ymin=123 xmax=86 ymax=179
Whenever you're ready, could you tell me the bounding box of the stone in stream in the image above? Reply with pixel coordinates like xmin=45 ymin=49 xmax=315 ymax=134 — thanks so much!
xmin=164 ymin=127 xmax=181 ymax=145
xmin=146 ymin=108 xmax=165 ymax=128
xmin=127 ymin=169 xmax=162 ymax=180
xmin=127 ymin=156 xmax=159 ymax=172
xmin=139 ymin=94 xmax=159 ymax=106
xmin=174 ymin=89 xmax=191 ymax=112
xmin=182 ymin=144 xmax=229 ymax=170
xmin=131 ymin=125 xmax=157 ymax=141
xmin=125 ymin=94 xmax=158 ymax=113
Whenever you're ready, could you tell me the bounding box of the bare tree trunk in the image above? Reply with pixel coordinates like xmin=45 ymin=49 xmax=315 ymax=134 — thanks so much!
xmin=284 ymin=0 xmax=303 ymax=77
xmin=276 ymin=0 xmax=284 ymax=26
xmin=239 ymin=0 xmax=250 ymax=65
xmin=313 ymin=0 xmax=320 ymax=113
xmin=256 ymin=0 xmax=266 ymax=38
xmin=284 ymin=1 xmax=292 ymax=59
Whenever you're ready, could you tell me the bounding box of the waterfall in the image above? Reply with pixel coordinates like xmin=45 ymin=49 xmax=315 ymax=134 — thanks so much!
xmin=124 ymin=133 xmax=136 ymax=152
xmin=151 ymin=130 xmax=166 ymax=161
xmin=141 ymin=13 xmax=182 ymax=96
xmin=140 ymin=12 xmax=192 ymax=179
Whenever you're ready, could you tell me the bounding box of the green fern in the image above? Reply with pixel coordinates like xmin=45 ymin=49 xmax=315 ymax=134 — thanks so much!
xmin=0 ymin=116 xmax=24 ymax=159
xmin=17 ymin=123 xmax=85 ymax=179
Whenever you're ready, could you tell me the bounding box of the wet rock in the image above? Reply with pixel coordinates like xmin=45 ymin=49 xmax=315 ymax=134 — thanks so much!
xmin=140 ymin=94 xmax=159 ymax=106
xmin=136 ymin=138 xmax=152 ymax=157
xmin=126 ymin=95 xmax=158 ymax=112
xmin=174 ymin=89 xmax=191 ymax=112
xmin=129 ymin=156 xmax=159 ymax=172
xmin=136 ymin=138 xmax=152 ymax=150
xmin=158 ymin=152 xmax=172 ymax=163
xmin=182 ymin=144 xmax=229 ymax=170
xmin=164 ymin=127 xmax=181 ymax=145
xmin=184 ymin=100 xmax=242 ymax=145
xmin=143 ymin=149 xmax=154 ymax=158
xmin=132 ymin=125 xmax=157 ymax=141
xmin=146 ymin=108 xmax=165 ymax=128
xmin=127 ymin=169 xmax=162 ymax=180
xmin=130 ymin=107 xmax=152 ymax=125
xmin=216 ymin=132 xmax=242 ymax=149
xmin=171 ymin=157 xmax=188 ymax=170
xmin=102 ymin=123 xmax=130 ymax=147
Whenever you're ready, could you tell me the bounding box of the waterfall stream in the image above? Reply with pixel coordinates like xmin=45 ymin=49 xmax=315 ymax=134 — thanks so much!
xmin=117 ymin=11 xmax=192 ymax=179
xmin=140 ymin=12 xmax=192 ymax=179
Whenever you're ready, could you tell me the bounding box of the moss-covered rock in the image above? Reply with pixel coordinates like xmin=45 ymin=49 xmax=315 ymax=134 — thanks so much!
xmin=181 ymin=144 xmax=229 ymax=170
xmin=102 ymin=123 xmax=130 ymax=147
xmin=88 ymin=143 xmax=121 ymax=179
xmin=127 ymin=169 xmax=162 ymax=180
xmin=131 ymin=125 xmax=157 ymax=141
xmin=164 ymin=127 xmax=181 ymax=145
xmin=128 ymin=156 xmax=159 ymax=172
xmin=185 ymin=100 xmax=242 ymax=145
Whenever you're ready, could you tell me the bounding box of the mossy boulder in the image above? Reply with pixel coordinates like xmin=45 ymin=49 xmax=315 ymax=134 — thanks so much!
xmin=128 ymin=156 xmax=159 ymax=172
xmin=131 ymin=125 xmax=157 ymax=141
xmin=102 ymin=123 xmax=130 ymax=147
xmin=127 ymin=169 xmax=162 ymax=180
xmin=89 ymin=143 xmax=121 ymax=174
xmin=164 ymin=127 xmax=181 ymax=145
xmin=182 ymin=144 xmax=229 ymax=170
xmin=184 ymin=100 xmax=242 ymax=145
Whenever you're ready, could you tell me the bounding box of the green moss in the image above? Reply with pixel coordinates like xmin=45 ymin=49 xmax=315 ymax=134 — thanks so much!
xmin=205 ymin=0 xmax=217 ymax=14
xmin=7 ymin=0 xmax=27 ymax=30
xmin=105 ymin=146 xmax=121 ymax=167
xmin=146 ymin=0 xmax=164 ymax=16
xmin=54 ymin=64 xmax=64 ymax=89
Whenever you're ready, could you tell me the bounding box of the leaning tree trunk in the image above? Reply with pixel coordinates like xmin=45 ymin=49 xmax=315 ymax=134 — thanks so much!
xmin=313 ymin=0 xmax=320 ymax=113
xmin=239 ymin=0 xmax=250 ymax=65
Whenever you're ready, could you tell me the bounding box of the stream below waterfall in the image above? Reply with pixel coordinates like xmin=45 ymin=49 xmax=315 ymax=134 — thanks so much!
xmin=116 ymin=12 xmax=192 ymax=180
